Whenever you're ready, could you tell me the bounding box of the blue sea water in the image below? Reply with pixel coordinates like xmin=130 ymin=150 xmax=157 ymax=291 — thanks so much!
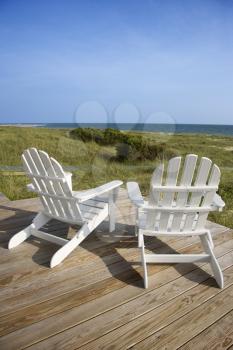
xmin=2 ymin=123 xmax=233 ymax=136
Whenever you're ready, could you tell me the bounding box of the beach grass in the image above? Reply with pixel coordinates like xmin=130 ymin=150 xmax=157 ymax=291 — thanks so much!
xmin=0 ymin=126 xmax=232 ymax=228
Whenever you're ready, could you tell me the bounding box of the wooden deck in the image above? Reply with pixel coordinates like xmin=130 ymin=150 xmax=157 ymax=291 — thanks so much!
xmin=0 ymin=189 xmax=233 ymax=350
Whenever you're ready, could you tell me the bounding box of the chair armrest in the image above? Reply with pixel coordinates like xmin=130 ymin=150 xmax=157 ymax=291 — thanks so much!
xmin=73 ymin=180 xmax=123 ymax=203
xmin=127 ymin=182 xmax=145 ymax=207
xmin=27 ymin=183 xmax=35 ymax=192
xmin=211 ymin=193 xmax=225 ymax=212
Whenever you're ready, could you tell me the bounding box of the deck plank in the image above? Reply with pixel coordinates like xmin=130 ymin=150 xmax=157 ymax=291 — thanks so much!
xmin=180 ymin=310 xmax=233 ymax=350
xmin=130 ymin=284 xmax=233 ymax=350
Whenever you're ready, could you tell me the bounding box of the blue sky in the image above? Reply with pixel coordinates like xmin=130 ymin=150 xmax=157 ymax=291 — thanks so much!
xmin=0 ymin=0 xmax=233 ymax=124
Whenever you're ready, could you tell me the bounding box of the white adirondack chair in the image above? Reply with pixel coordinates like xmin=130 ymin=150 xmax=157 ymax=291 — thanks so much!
xmin=127 ymin=154 xmax=225 ymax=288
xmin=8 ymin=148 xmax=123 ymax=267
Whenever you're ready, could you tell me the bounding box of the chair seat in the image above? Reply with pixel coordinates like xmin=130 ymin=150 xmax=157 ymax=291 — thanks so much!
xmin=79 ymin=200 xmax=108 ymax=221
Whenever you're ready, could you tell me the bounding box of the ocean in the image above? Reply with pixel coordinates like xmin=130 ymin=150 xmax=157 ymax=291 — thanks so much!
xmin=1 ymin=123 xmax=233 ymax=136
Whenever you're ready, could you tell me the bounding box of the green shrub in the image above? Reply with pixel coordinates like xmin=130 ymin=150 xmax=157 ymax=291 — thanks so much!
xmin=70 ymin=128 xmax=104 ymax=143
xmin=70 ymin=127 xmax=168 ymax=161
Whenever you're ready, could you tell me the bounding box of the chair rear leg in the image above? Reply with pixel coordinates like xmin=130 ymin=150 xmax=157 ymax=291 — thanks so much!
xmin=8 ymin=212 xmax=50 ymax=249
xmin=200 ymin=233 xmax=224 ymax=288
xmin=135 ymin=208 xmax=139 ymax=237
xmin=206 ymin=231 xmax=214 ymax=249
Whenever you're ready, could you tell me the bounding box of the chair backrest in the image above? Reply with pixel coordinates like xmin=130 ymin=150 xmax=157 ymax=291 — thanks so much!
xmin=146 ymin=154 xmax=220 ymax=233
xmin=22 ymin=148 xmax=83 ymax=223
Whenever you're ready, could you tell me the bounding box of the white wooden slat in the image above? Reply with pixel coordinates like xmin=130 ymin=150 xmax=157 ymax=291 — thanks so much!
xmin=141 ymin=205 xmax=214 ymax=213
xmin=32 ymin=149 xmax=58 ymax=198
xmin=145 ymin=253 xmax=210 ymax=263
xmin=38 ymin=150 xmax=66 ymax=219
xmin=22 ymin=150 xmax=52 ymax=215
xmin=81 ymin=203 xmax=108 ymax=221
xmin=146 ymin=163 xmax=164 ymax=230
xmin=140 ymin=228 xmax=207 ymax=237
xmin=27 ymin=148 xmax=57 ymax=216
xmin=127 ymin=182 xmax=144 ymax=207
xmin=159 ymin=157 xmax=181 ymax=231
xmin=28 ymin=149 xmax=58 ymax=217
xmin=26 ymin=173 xmax=66 ymax=182
xmin=196 ymin=164 xmax=221 ymax=229
xmin=149 ymin=185 xmax=218 ymax=192
xmin=50 ymin=156 xmax=74 ymax=220
xmin=74 ymin=180 xmax=123 ymax=202
xmin=22 ymin=153 xmax=40 ymax=193
xmin=184 ymin=157 xmax=212 ymax=231
xmin=79 ymin=203 xmax=105 ymax=215
xmin=172 ymin=154 xmax=198 ymax=231
xmin=50 ymin=157 xmax=83 ymax=222
xmin=50 ymin=157 xmax=79 ymax=220
xmin=81 ymin=199 xmax=107 ymax=209
xmin=31 ymin=229 xmax=68 ymax=246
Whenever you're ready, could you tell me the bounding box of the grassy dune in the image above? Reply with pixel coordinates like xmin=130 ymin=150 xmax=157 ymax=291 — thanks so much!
xmin=0 ymin=126 xmax=232 ymax=228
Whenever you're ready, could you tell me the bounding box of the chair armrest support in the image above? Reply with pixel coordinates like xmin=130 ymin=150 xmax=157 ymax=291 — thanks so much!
xmin=211 ymin=193 xmax=225 ymax=212
xmin=73 ymin=180 xmax=123 ymax=203
xmin=64 ymin=172 xmax=72 ymax=190
xmin=127 ymin=182 xmax=145 ymax=207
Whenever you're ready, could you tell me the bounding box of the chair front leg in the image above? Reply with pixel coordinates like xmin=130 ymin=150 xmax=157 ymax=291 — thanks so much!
xmin=50 ymin=222 xmax=90 ymax=268
xmin=108 ymin=188 xmax=119 ymax=232
xmin=133 ymin=207 xmax=138 ymax=236
xmin=8 ymin=212 xmax=50 ymax=249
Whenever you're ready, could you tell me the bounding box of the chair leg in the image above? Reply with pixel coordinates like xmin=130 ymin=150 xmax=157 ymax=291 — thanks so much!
xmin=51 ymin=205 xmax=109 ymax=268
xmin=135 ymin=208 xmax=139 ymax=237
xmin=138 ymin=231 xmax=143 ymax=247
xmin=8 ymin=212 xmax=50 ymax=249
xmin=109 ymin=189 xmax=118 ymax=232
xmin=50 ymin=223 xmax=91 ymax=268
xmin=200 ymin=233 xmax=224 ymax=288
xmin=140 ymin=235 xmax=148 ymax=288
xmin=207 ymin=231 xmax=214 ymax=249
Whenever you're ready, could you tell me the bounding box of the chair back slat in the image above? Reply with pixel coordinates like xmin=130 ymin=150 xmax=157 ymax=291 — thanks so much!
xmin=158 ymin=156 xmax=181 ymax=231
xmin=22 ymin=149 xmax=56 ymax=216
xmin=50 ymin=156 xmax=83 ymax=220
xmin=171 ymin=154 xmax=197 ymax=231
xmin=183 ymin=157 xmax=212 ymax=231
xmin=22 ymin=148 xmax=83 ymax=223
xmin=146 ymin=163 xmax=164 ymax=230
xmin=147 ymin=155 xmax=219 ymax=233
xmin=38 ymin=150 xmax=67 ymax=219
xmin=31 ymin=148 xmax=62 ymax=217
xmin=195 ymin=164 xmax=220 ymax=230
